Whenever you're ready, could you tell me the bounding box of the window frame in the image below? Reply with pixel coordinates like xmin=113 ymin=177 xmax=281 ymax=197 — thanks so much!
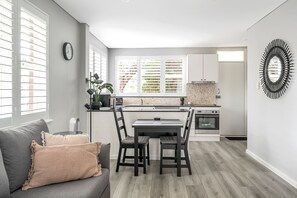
xmin=115 ymin=55 xmax=186 ymax=97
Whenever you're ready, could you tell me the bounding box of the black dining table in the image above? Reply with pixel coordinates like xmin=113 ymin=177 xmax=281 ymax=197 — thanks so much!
xmin=132 ymin=119 xmax=183 ymax=177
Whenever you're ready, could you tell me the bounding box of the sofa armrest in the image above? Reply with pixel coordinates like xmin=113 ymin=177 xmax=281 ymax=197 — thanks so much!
xmin=99 ymin=143 xmax=110 ymax=170
xmin=0 ymin=150 xmax=10 ymax=198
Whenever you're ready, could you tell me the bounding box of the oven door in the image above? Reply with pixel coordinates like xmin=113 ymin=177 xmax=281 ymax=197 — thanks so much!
xmin=195 ymin=114 xmax=219 ymax=134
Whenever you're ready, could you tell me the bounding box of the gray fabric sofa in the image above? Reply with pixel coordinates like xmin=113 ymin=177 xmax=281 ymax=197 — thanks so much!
xmin=0 ymin=119 xmax=110 ymax=198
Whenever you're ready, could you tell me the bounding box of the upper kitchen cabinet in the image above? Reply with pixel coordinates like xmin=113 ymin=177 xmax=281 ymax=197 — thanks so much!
xmin=187 ymin=54 xmax=219 ymax=83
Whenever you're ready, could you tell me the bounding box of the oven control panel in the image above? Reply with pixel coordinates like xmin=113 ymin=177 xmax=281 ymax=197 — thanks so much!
xmin=195 ymin=110 xmax=220 ymax=114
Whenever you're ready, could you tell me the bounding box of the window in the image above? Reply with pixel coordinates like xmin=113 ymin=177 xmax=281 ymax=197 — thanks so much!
xmin=217 ymin=51 xmax=245 ymax=62
xmin=141 ymin=59 xmax=161 ymax=93
xmin=165 ymin=59 xmax=183 ymax=93
xmin=0 ymin=0 xmax=49 ymax=127
xmin=116 ymin=56 xmax=185 ymax=96
xmin=117 ymin=58 xmax=138 ymax=94
xmin=89 ymin=46 xmax=107 ymax=82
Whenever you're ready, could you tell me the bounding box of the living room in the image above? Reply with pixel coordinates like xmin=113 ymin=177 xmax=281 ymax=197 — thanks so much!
xmin=0 ymin=0 xmax=297 ymax=198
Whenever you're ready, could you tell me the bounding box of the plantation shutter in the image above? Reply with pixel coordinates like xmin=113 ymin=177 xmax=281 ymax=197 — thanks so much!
xmin=89 ymin=48 xmax=94 ymax=75
xmin=20 ymin=6 xmax=47 ymax=116
xmin=0 ymin=0 xmax=13 ymax=122
xmin=89 ymin=46 xmax=108 ymax=82
xmin=165 ymin=59 xmax=183 ymax=93
xmin=101 ymin=56 xmax=107 ymax=82
xmin=140 ymin=59 xmax=161 ymax=93
xmin=117 ymin=59 xmax=138 ymax=94
xmin=93 ymin=50 xmax=101 ymax=77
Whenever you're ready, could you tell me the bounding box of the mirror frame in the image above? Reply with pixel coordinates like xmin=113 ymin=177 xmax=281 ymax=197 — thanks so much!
xmin=259 ymin=39 xmax=293 ymax=99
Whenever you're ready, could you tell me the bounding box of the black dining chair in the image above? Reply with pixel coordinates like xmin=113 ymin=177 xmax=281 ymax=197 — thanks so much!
xmin=159 ymin=108 xmax=194 ymax=175
xmin=113 ymin=107 xmax=150 ymax=173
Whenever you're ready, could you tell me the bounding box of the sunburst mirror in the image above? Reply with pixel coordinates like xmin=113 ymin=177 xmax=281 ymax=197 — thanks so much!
xmin=259 ymin=39 xmax=294 ymax=99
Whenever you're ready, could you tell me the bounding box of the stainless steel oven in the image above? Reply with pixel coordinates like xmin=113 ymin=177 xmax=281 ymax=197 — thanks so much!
xmin=195 ymin=110 xmax=220 ymax=134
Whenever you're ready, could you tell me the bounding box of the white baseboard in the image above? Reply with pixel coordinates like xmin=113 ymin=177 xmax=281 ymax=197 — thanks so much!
xmin=246 ymin=149 xmax=297 ymax=189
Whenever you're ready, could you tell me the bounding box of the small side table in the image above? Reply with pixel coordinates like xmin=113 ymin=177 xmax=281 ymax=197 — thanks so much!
xmin=54 ymin=131 xmax=84 ymax=135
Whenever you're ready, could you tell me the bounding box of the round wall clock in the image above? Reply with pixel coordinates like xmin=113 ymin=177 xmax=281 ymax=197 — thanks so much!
xmin=63 ymin=42 xmax=73 ymax=60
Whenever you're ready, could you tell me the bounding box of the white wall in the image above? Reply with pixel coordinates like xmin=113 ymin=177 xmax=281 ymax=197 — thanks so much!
xmin=77 ymin=24 xmax=89 ymax=134
xmin=247 ymin=0 xmax=297 ymax=187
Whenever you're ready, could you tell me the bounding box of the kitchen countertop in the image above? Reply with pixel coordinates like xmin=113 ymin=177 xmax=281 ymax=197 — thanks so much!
xmin=89 ymin=108 xmax=189 ymax=113
xmin=88 ymin=104 xmax=220 ymax=112
xmin=124 ymin=104 xmax=221 ymax=108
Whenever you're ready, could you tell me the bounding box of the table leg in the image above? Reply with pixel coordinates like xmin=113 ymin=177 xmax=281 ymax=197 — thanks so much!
xmin=134 ymin=128 xmax=139 ymax=176
xmin=177 ymin=128 xmax=181 ymax=177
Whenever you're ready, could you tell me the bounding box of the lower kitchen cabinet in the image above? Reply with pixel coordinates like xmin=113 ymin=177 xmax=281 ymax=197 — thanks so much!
xmin=87 ymin=111 xmax=187 ymax=160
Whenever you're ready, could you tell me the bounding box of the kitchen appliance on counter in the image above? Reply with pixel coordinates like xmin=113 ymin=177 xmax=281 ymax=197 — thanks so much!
xmin=195 ymin=109 xmax=220 ymax=134
xmin=116 ymin=97 xmax=123 ymax=106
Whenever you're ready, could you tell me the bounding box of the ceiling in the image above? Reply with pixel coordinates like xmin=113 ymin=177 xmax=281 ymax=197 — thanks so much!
xmin=54 ymin=0 xmax=286 ymax=48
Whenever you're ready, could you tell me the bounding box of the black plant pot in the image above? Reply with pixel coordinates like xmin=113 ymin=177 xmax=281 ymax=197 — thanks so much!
xmin=91 ymin=102 xmax=102 ymax=110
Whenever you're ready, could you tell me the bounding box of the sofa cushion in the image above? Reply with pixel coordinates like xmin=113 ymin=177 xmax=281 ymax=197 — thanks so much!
xmin=0 ymin=119 xmax=49 ymax=193
xmin=0 ymin=149 xmax=10 ymax=198
xmin=41 ymin=131 xmax=89 ymax=146
xmin=11 ymin=168 xmax=109 ymax=198
xmin=23 ymin=141 xmax=102 ymax=190
xmin=99 ymin=143 xmax=110 ymax=170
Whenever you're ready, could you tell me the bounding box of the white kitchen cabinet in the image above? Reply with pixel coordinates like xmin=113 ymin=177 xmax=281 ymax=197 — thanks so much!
xmin=204 ymin=54 xmax=219 ymax=82
xmin=187 ymin=54 xmax=219 ymax=83
xmin=187 ymin=54 xmax=203 ymax=82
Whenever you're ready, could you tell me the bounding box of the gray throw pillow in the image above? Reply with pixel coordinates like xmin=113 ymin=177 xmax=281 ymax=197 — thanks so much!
xmin=0 ymin=119 xmax=49 ymax=193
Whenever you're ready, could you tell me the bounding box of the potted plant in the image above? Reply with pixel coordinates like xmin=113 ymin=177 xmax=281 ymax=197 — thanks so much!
xmin=86 ymin=74 xmax=113 ymax=110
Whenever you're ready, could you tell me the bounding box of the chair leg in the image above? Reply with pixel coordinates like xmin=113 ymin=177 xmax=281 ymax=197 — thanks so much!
xmin=143 ymin=147 xmax=146 ymax=174
xmin=139 ymin=148 xmax=143 ymax=162
xmin=122 ymin=148 xmax=127 ymax=163
xmin=116 ymin=147 xmax=122 ymax=172
xmin=184 ymin=148 xmax=192 ymax=175
xmin=147 ymin=143 xmax=150 ymax=165
xmin=160 ymin=145 xmax=163 ymax=175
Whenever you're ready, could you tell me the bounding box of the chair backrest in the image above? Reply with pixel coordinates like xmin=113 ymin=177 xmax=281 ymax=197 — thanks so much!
xmin=183 ymin=108 xmax=194 ymax=145
xmin=113 ymin=107 xmax=128 ymax=144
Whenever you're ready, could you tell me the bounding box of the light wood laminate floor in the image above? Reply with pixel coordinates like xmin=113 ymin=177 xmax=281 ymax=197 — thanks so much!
xmin=110 ymin=139 xmax=297 ymax=198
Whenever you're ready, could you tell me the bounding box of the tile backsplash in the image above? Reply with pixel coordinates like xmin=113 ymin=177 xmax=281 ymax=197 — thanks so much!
xmin=123 ymin=97 xmax=180 ymax=106
xmin=185 ymin=83 xmax=216 ymax=105
xmin=121 ymin=83 xmax=217 ymax=106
